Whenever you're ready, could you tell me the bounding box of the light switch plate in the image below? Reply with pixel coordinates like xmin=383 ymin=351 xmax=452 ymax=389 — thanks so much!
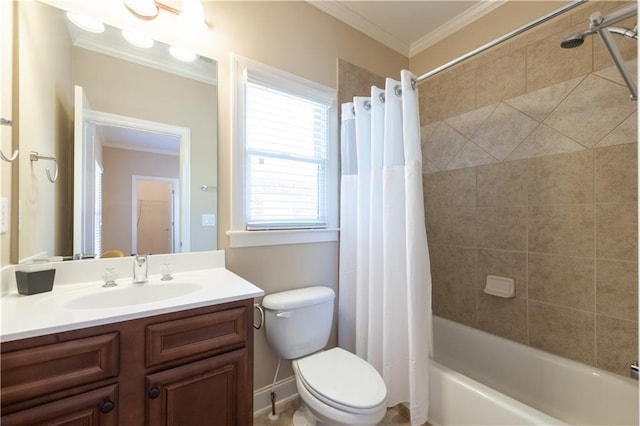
xmin=202 ymin=213 xmax=216 ymax=227
xmin=0 ymin=197 xmax=8 ymax=234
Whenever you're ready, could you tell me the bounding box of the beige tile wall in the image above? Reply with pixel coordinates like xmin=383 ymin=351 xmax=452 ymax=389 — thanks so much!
xmin=424 ymin=145 xmax=638 ymax=376
xmin=338 ymin=59 xmax=385 ymax=110
xmin=421 ymin=1 xmax=637 ymax=377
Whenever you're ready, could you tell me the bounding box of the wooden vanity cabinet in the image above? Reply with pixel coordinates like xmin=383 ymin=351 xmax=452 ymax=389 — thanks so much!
xmin=1 ymin=298 xmax=254 ymax=426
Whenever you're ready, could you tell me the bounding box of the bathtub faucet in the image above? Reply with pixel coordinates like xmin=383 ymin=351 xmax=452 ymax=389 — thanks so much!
xmin=631 ymin=361 xmax=638 ymax=380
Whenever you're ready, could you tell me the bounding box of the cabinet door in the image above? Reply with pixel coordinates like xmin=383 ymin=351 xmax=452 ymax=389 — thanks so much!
xmin=146 ymin=348 xmax=248 ymax=426
xmin=1 ymin=384 xmax=118 ymax=426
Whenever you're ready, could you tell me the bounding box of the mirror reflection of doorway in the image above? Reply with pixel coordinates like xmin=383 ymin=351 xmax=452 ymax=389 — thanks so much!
xmin=74 ymin=86 xmax=192 ymax=257
xmin=134 ymin=178 xmax=178 ymax=255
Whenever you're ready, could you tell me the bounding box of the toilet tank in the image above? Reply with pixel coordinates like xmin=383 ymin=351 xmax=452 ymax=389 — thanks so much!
xmin=262 ymin=286 xmax=335 ymax=360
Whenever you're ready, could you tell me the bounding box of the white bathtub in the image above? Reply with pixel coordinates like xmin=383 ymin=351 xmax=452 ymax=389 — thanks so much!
xmin=429 ymin=316 xmax=639 ymax=426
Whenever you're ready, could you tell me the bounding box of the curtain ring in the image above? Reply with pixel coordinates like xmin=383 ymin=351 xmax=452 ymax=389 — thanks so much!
xmin=411 ymin=79 xmax=417 ymax=90
xmin=394 ymin=85 xmax=402 ymax=97
xmin=351 ymin=106 xmax=356 ymax=115
xmin=379 ymin=92 xmax=385 ymax=103
xmin=364 ymin=100 xmax=372 ymax=111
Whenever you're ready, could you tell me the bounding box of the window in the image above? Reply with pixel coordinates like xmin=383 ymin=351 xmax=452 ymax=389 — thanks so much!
xmin=94 ymin=161 xmax=103 ymax=256
xmin=228 ymin=55 xmax=338 ymax=247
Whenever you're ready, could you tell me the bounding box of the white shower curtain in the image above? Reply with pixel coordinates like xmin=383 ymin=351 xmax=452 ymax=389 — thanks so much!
xmin=338 ymin=70 xmax=432 ymax=425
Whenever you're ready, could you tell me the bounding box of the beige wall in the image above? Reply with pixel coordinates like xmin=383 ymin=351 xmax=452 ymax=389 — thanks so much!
xmin=72 ymin=48 xmax=218 ymax=253
xmin=212 ymin=1 xmax=408 ymax=391
xmin=0 ymin=0 xmax=14 ymax=266
xmin=185 ymin=1 xmax=407 ymax=391
xmin=102 ymin=147 xmax=179 ymax=256
xmin=419 ymin=0 xmax=638 ymax=376
xmin=17 ymin=1 xmax=73 ymax=262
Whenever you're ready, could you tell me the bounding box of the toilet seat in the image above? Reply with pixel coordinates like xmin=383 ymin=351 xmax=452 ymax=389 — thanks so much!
xmin=294 ymin=347 xmax=387 ymax=415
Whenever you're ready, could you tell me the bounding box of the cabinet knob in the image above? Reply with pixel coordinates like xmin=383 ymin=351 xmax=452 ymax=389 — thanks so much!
xmin=148 ymin=385 xmax=161 ymax=399
xmin=100 ymin=399 xmax=115 ymax=414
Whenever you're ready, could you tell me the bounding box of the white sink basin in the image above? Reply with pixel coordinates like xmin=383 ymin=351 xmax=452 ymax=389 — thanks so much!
xmin=64 ymin=283 xmax=202 ymax=309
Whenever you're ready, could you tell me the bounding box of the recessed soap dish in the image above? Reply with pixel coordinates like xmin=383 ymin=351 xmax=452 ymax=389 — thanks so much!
xmin=484 ymin=275 xmax=515 ymax=298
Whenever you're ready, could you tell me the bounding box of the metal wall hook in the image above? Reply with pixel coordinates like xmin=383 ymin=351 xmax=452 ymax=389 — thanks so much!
xmin=200 ymin=184 xmax=217 ymax=191
xmin=0 ymin=149 xmax=18 ymax=162
xmin=0 ymin=117 xmax=12 ymax=126
xmin=30 ymin=151 xmax=59 ymax=183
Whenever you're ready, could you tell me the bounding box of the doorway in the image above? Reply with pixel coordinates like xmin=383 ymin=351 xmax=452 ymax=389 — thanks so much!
xmin=133 ymin=176 xmax=179 ymax=255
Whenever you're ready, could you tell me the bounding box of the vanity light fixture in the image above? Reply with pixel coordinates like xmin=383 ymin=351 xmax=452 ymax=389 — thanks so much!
xmin=65 ymin=11 xmax=105 ymax=33
xmin=122 ymin=29 xmax=155 ymax=49
xmin=169 ymin=46 xmax=197 ymax=62
xmin=123 ymin=0 xmax=159 ymax=19
xmin=178 ymin=0 xmax=208 ymax=32
xmin=123 ymin=0 xmax=208 ymax=31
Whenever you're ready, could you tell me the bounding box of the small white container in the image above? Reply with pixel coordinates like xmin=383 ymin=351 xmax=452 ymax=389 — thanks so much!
xmin=484 ymin=275 xmax=515 ymax=298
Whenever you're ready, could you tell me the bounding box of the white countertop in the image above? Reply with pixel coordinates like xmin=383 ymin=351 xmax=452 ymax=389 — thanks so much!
xmin=1 ymin=267 xmax=264 ymax=342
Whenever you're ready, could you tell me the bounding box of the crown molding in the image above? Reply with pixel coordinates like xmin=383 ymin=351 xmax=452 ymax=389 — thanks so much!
xmin=307 ymin=1 xmax=411 ymax=56
xmin=308 ymin=1 xmax=505 ymax=59
xmin=409 ymin=1 xmax=505 ymax=57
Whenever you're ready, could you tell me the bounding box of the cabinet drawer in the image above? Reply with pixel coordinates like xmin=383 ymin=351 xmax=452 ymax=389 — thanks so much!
xmin=1 ymin=333 xmax=119 ymax=406
xmin=145 ymin=307 xmax=246 ymax=367
xmin=1 ymin=384 xmax=119 ymax=426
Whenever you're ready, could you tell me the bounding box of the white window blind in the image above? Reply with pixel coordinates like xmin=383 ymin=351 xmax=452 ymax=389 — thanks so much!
xmin=94 ymin=161 xmax=103 ymax=256
xmin=244 ymin=80 xmax=330 ymax=230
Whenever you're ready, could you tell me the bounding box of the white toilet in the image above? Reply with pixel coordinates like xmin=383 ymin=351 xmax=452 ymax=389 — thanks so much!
xmin=262 ymin=286 xmax=387 ymax=426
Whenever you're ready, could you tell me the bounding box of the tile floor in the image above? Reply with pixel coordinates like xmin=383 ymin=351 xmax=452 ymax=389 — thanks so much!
xmin=254 ymin=400 xmax=424 ymax=425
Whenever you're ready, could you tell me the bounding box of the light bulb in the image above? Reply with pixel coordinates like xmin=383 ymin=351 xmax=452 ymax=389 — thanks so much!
xmin=179 ymin=0 xmax=208 ymax=31
xmin=122 ymin=29 xmax=154 ymax=49
xmin=123 ymin=0 xmax=159 ymax=19
xmin=169 ymin=46 xmax=197 ymax=62
xmin=65 ymin=12 xmax=105 ymax=33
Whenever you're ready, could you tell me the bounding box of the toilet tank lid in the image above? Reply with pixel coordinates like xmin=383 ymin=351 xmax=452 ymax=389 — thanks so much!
xmin=262 ymin=286 xmax=335 ymax=310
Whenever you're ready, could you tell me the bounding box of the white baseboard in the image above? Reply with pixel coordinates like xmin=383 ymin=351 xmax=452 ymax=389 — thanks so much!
xmin=253 ymin=375 xmax=298 ymax=417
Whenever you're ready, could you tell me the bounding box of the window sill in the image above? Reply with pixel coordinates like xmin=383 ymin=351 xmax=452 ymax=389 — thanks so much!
xmin=226 ymin=228 xmax=339 ymax=248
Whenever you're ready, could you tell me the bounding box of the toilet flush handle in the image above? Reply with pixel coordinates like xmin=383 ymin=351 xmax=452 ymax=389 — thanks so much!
xmin=276 ymin=311 xmax=292 ymax=318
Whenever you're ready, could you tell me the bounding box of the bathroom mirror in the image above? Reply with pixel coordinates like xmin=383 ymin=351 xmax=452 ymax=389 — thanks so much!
xmin=16 ymin=1 xmax=218 ymax=262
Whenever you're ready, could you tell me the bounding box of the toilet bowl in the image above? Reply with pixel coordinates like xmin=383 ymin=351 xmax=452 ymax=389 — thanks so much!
xmin=292 ymin=347 xmax=387 ymax=425
xmin=261 ymin=287 xmax=388 ymax=426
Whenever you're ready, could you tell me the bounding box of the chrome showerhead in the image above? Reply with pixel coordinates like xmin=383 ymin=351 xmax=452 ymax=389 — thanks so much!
xmin=561 ymin=24 xmax=637 ymax=49
xmin=560 ymin=30 xmax=592 ymax=48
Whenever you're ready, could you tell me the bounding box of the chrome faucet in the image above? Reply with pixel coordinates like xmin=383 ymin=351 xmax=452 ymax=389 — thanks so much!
xmin=133 ymin=254 xmax=148 ymax=283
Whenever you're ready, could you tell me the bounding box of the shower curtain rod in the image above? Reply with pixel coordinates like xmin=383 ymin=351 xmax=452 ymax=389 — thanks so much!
xmin=411 ymin=0 xmax=588 ymax=88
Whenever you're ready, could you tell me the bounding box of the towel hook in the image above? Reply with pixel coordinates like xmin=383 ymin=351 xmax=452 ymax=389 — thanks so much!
xmin=0 ymin=117 xmax=18 ymax=162
xmin=0 ymin=149 xmax=18 ymax=162
xmin=30 ymin=151 xmax=58 ymax=183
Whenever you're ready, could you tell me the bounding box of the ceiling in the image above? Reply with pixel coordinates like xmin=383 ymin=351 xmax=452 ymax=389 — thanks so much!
xmin=308 ymin=1 xmax=505 ymax=57
xmin=98 ymin=125 xmax=180 ymax=156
